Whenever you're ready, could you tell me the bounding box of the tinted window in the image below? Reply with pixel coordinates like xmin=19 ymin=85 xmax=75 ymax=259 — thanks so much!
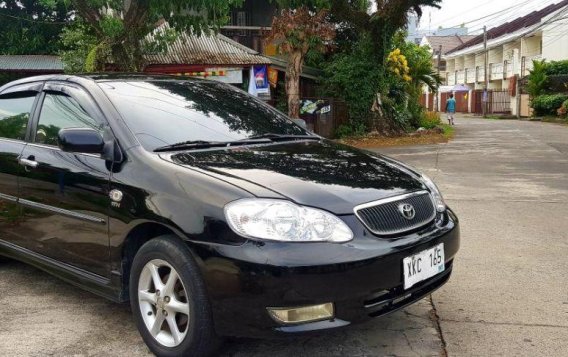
xmin=0 ymin=93 xmax=36 ymax=140
xmin=36 ymin=92 xmax=102 ymax=146
xmin=100 ymin=80 xmax=306 ymax=151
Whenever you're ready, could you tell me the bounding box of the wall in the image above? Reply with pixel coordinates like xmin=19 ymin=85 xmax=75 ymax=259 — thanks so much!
xmin=463 ymin=55 xmax=474 ymax=70
xmin=520 ymin=94 xmax=532 ymax=117
xmin=542 ymin=20 xmax=568 ymax=61
xmin=488 ymin=81 xmax=503 ymax=90
xmin=446 ymin=59 xmax=455 ymax=73
xmin=522 ymin=35 xmax=542 ymax=58
xmin=488 ymin=47 xmax=503 ymax=64
xmin=455 ymin=56 xmax=465 ymax=70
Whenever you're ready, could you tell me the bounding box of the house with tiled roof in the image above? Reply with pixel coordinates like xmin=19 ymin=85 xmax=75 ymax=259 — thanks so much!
xmin=421 ymin=35 xmax=477 ymax=56
xmin=0 ymin=55 xmax=64 ymax=75
xmin=443 ymin=0 xmax=568 ymax=116
xmin=420 ymin=35 xmax=476 ymax=83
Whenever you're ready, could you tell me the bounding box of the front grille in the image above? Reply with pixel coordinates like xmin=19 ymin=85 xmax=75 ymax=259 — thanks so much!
xmin=354 ymin=191 xmax=436 ymax=235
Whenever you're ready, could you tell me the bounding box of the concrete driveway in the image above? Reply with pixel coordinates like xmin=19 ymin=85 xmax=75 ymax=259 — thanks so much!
xmin=1 ymin=117 xmax=567 ymax=356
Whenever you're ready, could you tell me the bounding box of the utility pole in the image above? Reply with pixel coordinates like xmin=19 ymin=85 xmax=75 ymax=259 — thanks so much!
xmin=435 ymin=45 xmax=442 ymax=112
xmin=483 ymin=25 xmax=488 ymax=118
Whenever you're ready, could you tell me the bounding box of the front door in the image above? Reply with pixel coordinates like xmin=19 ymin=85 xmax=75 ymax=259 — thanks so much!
xmin=17 ymin=83 xmax=111 ymax=277
xmin=0 ymin=86 xmax=39 ymax=250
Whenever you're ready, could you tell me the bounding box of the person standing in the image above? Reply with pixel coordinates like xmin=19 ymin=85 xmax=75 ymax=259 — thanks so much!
xmin=445 ymin=93 xmax=456 ymax=125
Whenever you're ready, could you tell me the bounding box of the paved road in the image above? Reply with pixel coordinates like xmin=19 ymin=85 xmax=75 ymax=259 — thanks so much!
xmin=1 ymin=117 xmax=567 ymax=356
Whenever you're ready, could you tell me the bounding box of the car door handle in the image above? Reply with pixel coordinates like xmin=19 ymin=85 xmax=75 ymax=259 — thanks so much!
xmin=18 ymin=157 xmax=38 ymax=168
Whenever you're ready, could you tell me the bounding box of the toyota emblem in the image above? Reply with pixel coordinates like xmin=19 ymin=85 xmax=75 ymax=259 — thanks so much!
xmin=398 ymin=203 xmax=415 ymax=220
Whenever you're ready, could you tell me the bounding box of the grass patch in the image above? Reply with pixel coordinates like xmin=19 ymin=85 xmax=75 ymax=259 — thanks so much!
xmin=337 ymin=125 xmax=454 ymax=148
xmin=541 ymin=116 xmax=568 ymax=124
xmin=482 ymin=114 xmax=518 ymax=120
xmin=482 ymin=115 xmax=502 ymax=120
xmin=440 ymin=124 xmax=455 ymax=139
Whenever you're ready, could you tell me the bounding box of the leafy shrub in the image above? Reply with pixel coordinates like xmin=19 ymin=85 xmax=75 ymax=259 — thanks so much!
xmin=322 ymin=35 xmax=381 ymax=131
xmin=557 ymin=99 xmax=568 ymax=118
xmin=407 ymin=97 xmax=424 ymax=128
xmin=531 ymin=94 xmax=568 ymax=116
xmin=547 ymin=74 xmax=568 ymax=93
xmin=334 ymin=122 xmax=367 ymax=138
xmin=543 ymin=60 xmax=568 ymax=76
xmin=527 ymin=60 xmax=568 ymax=97
xmin=419 ymin=111 xmax=441 ymax=129
xmin=526 ymin=60 xmax=548 ymax=97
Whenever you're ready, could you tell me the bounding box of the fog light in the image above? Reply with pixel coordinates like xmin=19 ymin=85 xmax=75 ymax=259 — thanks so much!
xmin=267 ymin=303 xmax=334 ymax=324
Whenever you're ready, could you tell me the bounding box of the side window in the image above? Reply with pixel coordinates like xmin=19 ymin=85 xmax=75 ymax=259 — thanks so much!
xmin=0 ymin=92 xmax=36 ymax=140
xmin=36 ymin=92 xmax=102 ymax=146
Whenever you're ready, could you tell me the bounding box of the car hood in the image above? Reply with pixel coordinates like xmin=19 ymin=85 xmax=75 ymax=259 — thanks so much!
xmin=164 ymin=140 xmax=425 ymax=214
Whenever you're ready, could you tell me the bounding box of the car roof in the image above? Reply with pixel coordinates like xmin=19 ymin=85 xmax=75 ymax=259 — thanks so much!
xmin=1 ymin=73 xmax=199 ymax=89
xmin=75 ymin=73 xmax=192 ymax=82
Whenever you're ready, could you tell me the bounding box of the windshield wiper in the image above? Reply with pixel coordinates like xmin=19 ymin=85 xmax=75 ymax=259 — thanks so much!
xmin=154 ymin=140 xmax=226 ymax=152
xmin=153 ymin=138 xmax=272 ymax=152
xmin=154 ymin=134 xmax=321 ymax=152
xmin=245 ymin=133 xmax=321 ymax=141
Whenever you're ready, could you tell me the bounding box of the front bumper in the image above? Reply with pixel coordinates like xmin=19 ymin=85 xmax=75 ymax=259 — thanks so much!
xmin=193 ymin=209 xmax=460 ymax=338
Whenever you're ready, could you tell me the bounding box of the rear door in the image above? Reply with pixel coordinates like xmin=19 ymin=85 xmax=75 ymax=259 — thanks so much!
xmin=0 ymin=84 xmax=41 ymax=250
xmin=17 ymin=82 xmax=112 ymax=277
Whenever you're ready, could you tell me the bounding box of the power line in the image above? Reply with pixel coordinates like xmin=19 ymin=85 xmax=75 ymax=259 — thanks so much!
xmin=416 ymin=0 xmax=534 ymax=34
xmin=454 ymin=0 xmax=551 ymax=32
xmin=409 ymin=0 xmax=555 ymax=37
xmin=407 ymin=0 xmax=533 ymax=37
xmin=425 ymin=0 xmax=495 ymax=29
xmin=465 ymin=0 xmax=559 ymax=34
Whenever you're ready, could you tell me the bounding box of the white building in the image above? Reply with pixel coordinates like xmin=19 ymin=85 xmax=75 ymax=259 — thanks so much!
xmin=443 ymin=0 xmax=568 ymax=116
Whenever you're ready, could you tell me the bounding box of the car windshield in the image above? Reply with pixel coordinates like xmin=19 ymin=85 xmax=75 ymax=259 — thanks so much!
xmin=100 ymin=80 xmax=308 ymax=151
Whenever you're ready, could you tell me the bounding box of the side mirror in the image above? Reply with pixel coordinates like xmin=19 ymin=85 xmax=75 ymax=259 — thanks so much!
xmin=292 ymin=118 xmax=307 ymax=129
xmin=58 ymin=128 xmax=105 ymax=154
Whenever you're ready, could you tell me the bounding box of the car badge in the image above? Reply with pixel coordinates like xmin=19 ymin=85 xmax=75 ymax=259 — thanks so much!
xmin=398 ymin=203 xmax=415 ymax=220
xmin=110 ymin=189 xmax=123 ymax=207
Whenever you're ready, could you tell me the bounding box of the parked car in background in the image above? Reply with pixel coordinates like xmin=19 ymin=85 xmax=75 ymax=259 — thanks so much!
xmin=0 ymin=74 xmax=459 ymax=357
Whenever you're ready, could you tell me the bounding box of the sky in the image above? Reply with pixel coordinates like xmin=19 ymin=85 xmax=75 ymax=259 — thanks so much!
xmin=416 ymin=0 xmax=562 ymax=35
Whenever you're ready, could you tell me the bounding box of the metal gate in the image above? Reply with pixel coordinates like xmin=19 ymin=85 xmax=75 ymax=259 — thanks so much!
xmin=441 ymin=92 xmax=468 ymax=113
xmin=473 ymin=90 xmax=511 ymax=115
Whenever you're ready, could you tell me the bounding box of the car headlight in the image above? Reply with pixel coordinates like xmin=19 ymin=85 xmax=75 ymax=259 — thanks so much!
xmin=224 ymin=199 xmax=353 ymax=243
xmin=421 ymin=174 xmax=446 ymax=212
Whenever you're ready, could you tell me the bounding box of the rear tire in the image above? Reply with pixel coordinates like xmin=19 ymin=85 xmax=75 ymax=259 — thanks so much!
xmin=129 ymin=235 xmax=220 ymax=357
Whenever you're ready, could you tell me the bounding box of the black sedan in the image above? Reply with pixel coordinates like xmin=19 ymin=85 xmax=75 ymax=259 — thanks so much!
xmin=0 ymin=74 xmax=459 ymax=357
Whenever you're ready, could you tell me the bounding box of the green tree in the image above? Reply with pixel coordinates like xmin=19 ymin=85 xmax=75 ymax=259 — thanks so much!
xmin=0 ymin=0 xmax=72 ymax=55
xmin=329 ymin=0 xmax=442 ymax=132
xmin=265 ymin=3 xmax=335 ymax=118
xmin=59 ymin=21 xmax=99 ymax=73
xmin=392 ymin=32 xmax=442 ymax=127
xmin=47 ymin=0 xmax=243 ymax=72
xmin=322 ymin=34 xmax=380 ymax=131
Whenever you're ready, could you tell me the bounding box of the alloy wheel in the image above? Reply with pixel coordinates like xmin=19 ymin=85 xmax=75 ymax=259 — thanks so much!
xmin=138 ymin=259 xmax=190 ymax=347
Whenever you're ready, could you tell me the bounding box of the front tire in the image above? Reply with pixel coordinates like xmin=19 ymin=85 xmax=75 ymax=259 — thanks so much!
xmin=130 ymin=235 xmax=219 ymax=357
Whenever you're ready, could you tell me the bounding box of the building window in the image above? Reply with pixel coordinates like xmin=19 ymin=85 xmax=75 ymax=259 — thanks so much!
xmin=236 ymin=11 xmax=247 ymax=27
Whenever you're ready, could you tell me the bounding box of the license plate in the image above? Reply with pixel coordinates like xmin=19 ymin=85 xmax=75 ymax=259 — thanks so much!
xmin=403 ymin=243 xmax=445 ymax=290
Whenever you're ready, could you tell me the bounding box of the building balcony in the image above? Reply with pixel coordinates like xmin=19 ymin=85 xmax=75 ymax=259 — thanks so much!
xmin=476 ymin=67 xmax=486 ymax=82
xmin=490 ymin=63 xmax=504 ymax=80
xmin=522 ymin=54 xmax=542 ymax=77
xmin=456 ymin=70 xmax=465 ymax=84
xmin=466 ymin=69 xmax=476 ymax=84
xmin=505 ymin=60 xmax=513 ymax=78
xmin=447 ymin=72 xmax=456 ymax=85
